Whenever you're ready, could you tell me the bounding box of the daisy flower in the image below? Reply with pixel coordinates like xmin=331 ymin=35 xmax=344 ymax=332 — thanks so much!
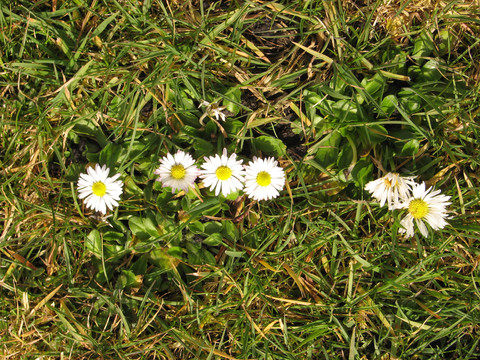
xmin=199 ymin=100 xmax=227 ymax=122
xmin=397 ymin=182 xmax=451 ymax=238
xmin=154 ymin=150 xmax=199 ymax=193
xmin=365 ymin=172 xmax=416 ymax=210
xmin=199 ymin=148 xmax=245 ymax=197
xmin=77 ymin=164 xmax=123 ymax=215
xmin=244 ymin=157 xmax=285 ymax=201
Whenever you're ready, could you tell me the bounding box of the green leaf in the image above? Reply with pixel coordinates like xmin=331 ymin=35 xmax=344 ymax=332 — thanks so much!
xmin=73 ymin=118 xmax=107 ymax=146
xmin=188 ymin=221 xmax=205 ymax=233
xmin=103 ymin=231 xmax=125 ymax=244
xmin=331 ymin=100 xmax=358 ymax=122
xmin=360 ymin=124 xmax=388 ymax=144
xmin=116 ymin=270 xmax=140 ymax=289
xmin=124 ymin=175 xmax=142 ymax=196
xmin=149 ymin=248 xmax=176 ymax=270
xmin=167 ymin=246 xmax=184 ymax=259
xmin=436 ymin=29 xmax=452 ymax=56
xmin=131 ymin=254 xmax=149 ymax=275
xmin=361 ymin=73 xmax=386 ymax=98
xmin=225 ymin=250 xmax=245 ymax=258
xmin=223 ymin=87 xmax=242 ymax=115
xmin=420 ymin=59 xmax=442 ymax=82
xmin=192 ymin=137 xmax=215 ymax=157
xmin=201 ymin=249 xmax=217 ymax=265
xmin=205 ymin=221 xmax=223 ymax=235
xmin=398 ymin=89 xmax=422 ymax=114
xmin=156 ymin=191 xmax=175 ymax=207
xmin=128 ymin=216 xmax=157 ymax=240
xmin=351 ymin=158 xmax=373 ymax=188
xmin=188 ymin=198 xmax=222 ymax=218
xmin=401 ymin=139 xmax=420 ymax=156
xmin=222 ymin=220 xmax=239 ymax=242
xmin=104 ymin=244 xmax=124 ymax=260
xmin=186 ymin=242 xmax=204 ymax=265
xmin=337 ymin=145 xmax=354 ymax=170
xmin=253 ymin=136 xmax=287 ymax=157
xmin=143 ymin=216 xmax=161 ymax=238
xmin=182 ymin=125 xmax=201 ymax=138
xmin=99 ymin=143 xmax=124 ymax=170
xmin=224 ymin=120 xmax=244 ymax=136
xmin=315 ymin=131 xmax=342 ymax=168
xmin=412 ymin=30 xmax=434 ymax=64
xmin=85 ymin=230 xmax=102 ymax=258
xmin=203 ymin=233 xmax=223 ymax=246
xmin=380 ymin=94 xmax=398 ymax=117
xmin=204 ymin=120 xmax=218 ymax=136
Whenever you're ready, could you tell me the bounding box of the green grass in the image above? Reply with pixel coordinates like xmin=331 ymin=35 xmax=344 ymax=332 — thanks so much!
xmin=1 ymin=0 xmax=480 ymax=359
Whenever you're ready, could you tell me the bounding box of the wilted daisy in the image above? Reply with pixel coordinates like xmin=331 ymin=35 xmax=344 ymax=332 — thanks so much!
xmin=77 ymin=164 xmax=123 ymax=215
xmin=199 ymin=148 xmax=244 ymax=197
xmin=155 ymin=150 xmax=199 ymax=193
xmin=397 ymin=182 xmax=451 ymax=238
xmin=198 ymin=100 xmax=227 ymax=123
xmin=365 ymin=172 xmax=416 ymax=210
xmin=244 ymin=157 xmax=285 ymax=201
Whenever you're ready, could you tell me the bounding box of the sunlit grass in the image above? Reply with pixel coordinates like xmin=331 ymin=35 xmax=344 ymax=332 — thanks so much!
xmin=1 ymin=0 xmax=480 ymax=359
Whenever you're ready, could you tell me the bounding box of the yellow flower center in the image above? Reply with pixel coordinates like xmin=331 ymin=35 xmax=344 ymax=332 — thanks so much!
xmin=408 ymin=199 xmax=429 ymax=219
xmin=92 ymin=182 xmax=107 ymax=197
xmin=256 ymin=171 xmax=271 ymax=187
xmin=216 ymin=166 xmax=232 ymax=181
xmin=171 ymin=165 xmax=186 ymax=180
xmin=383 ymin=177 xmax=394 ymax=188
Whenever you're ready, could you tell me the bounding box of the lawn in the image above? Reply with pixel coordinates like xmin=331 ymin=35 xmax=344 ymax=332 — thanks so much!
xmin=1 ymin=0 xmax=480 ymax=359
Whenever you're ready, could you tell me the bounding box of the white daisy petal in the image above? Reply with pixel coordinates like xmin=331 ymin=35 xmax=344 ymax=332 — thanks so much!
xmin=243 ymin=157 xmax=285 ymax=201
xmin=365 ymin=172 xmax=416 ymax=210
xmin=397 ymin=182 xmax=451 ymax=238
xmin=199 ymin=148 xmax=245 ymax=197
xmin=155 ymin=150 xmax=199 ymax=193
xmin=77 ymin=164 xmax=123 ymax=215
xmin=199 ymin=100 xmax=228 ymax=122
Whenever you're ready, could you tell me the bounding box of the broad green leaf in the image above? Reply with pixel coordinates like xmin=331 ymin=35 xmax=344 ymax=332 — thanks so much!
xmin=188 ymin=221 xmax=205 ymax=233
xmin=201 ymin=249 xmax=217 ymax=265
xmin=420 ymin=59 xmax=442 ymax=82
xmin=225 ymin=250 xmax=245 ymax=257
xmin=192 ymin=138 xmax=214 ymax=157
xmin=380 ymin=94 xmax=398 ymax=117
xmin=149 ymin=248 xmax=176 ymax=270
xmin=223 ymin=87 xmax=242 ymax=115
xmin=351 ymin=158 xmax=373 ymax=188
xmin=131 ymin=254 xmax=149 ymax=275
xmin=116 ymin=270 xmax=141 ymax=289
xmin=203 ymin=233 xmax=223 ymax=246
xmin=412 ymin=30 xmax=434 ymax=64
xmin=85 ymin=230 xmax=102 ymax=258
xmin=222 ymin=220 xmax=239 ymax=242
xmin=205 ymin=221 xmax=223 ymax=235
xmin=167 ymin=246 xmax=184 ymax=259
xmin=188 ymin=198 xmax=222 ymax=218
xmin=398 ymin=89 xmax=422 ymax=114
xmin=315 ymin=131 xmax=342 ymax=168
xmin=99 ymin=143 xmax=124 ymax=169
xmin=128 ymin=216 xmax=154 ymax=240
xmin=331 ymin=100 xmax=358 ymax=122
xmin=360 ymin=124 xmax=388 ymax=144
xmin=337 ymin=145 xmax=354 ymax=170
xmin=124 ymin=175 xmax=143 ymax=196
xmin=224 ymin=120 xmax=244 ymax=136
xmin=104 ymin=244 xmax=124 ymax=260
xmin=253 ymin=136 xmax=286 ymax=157
xmin=361 ymin=73 xmax=385 ymax=98
xmin=401 ymin=139 xmax=421 ymax=156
